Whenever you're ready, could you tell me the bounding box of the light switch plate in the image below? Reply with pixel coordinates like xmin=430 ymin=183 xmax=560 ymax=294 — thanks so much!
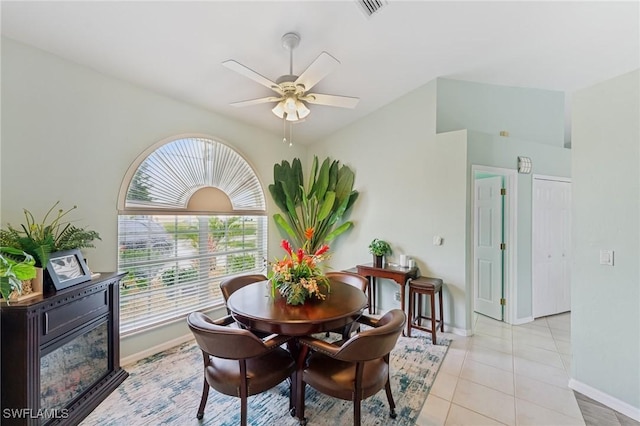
xmin=599 ymin=250 xmax=614 ymax=266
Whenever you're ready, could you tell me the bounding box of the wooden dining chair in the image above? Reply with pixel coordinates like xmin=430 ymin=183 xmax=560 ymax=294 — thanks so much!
xmin=324 ymin=271 xmax=368 ymax=339
xmin=187 ymin=312 xmax=295 ymax=425
xmin=296 ymin=309 xmax=406 ymax=426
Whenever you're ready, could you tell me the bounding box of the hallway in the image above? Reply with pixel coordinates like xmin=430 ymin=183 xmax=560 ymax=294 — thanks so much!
xmin=417 ymin=312 xmax=583 ymax=425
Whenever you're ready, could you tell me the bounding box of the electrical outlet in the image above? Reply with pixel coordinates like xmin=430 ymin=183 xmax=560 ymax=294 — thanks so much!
xmin=394 ymin=292 xmax=401 ymax=301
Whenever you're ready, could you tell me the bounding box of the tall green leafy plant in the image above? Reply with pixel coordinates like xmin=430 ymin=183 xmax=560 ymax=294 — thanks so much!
xmin=269 ymin=156 xmax=359 ymax=253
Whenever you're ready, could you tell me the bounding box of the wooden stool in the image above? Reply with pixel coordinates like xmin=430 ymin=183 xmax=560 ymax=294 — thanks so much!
xmin=407 ymin=277 xmax=444 ymax=344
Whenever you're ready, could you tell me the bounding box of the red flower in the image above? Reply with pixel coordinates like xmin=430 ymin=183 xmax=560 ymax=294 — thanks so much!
xmin=296 ymin=248 xmax=304 ymax=263
xmin=315 ymin=244 xmax=330 ymax=256
xmin=304 ymin=227 xmax=314 ymax=241
xmin=281 ymin=239 xmax=293 ymax=256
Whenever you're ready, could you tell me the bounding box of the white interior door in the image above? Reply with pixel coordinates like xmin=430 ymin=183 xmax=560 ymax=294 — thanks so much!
xmin=474 ymin=176 xmax=504 ymax=320
xmin=533 ymin=177 xmax=572 ymax=318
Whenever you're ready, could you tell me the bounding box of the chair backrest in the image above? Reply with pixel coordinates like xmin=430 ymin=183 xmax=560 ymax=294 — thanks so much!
xmin=187 ymin=312 xmax=268 ymax=360
xmin=325 ymin=271 xmax=368 ymax=292
xmin=333 ymin=309 xmax=406 ymax=362
xmin=220 ymin=274 xmax=268 ymax=302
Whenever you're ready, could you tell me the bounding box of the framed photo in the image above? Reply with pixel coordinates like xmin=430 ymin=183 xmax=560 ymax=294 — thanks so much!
xmin=45 ymin=249 xmax=92 ymax=291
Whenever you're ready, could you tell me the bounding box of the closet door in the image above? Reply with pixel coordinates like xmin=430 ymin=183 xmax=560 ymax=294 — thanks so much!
xmin=532 ymin=177 xmax=571 ymax=318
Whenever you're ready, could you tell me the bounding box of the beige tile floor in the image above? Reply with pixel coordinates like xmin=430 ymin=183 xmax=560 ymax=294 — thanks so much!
xmin=416 ymin=312 xmax=585 ymax=425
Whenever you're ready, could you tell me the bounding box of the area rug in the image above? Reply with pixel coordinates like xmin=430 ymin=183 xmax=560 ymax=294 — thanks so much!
xmin=81 ymin=331 xmax=449 ymax=426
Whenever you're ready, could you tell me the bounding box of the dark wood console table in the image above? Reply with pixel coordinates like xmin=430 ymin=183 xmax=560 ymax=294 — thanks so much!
xmin=1 ymin=272 xmax=128 ymax=425
xmin=356 ymin=263 xmax=418 ymax=321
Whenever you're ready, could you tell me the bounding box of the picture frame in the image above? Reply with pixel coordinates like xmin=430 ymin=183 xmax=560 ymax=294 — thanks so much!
xmin=45 ymin=249 xmax=92 ymax=291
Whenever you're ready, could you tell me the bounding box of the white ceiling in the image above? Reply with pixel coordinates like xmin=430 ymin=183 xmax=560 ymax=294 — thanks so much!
xmin=2 ymin=1 xmax=638 ymax=145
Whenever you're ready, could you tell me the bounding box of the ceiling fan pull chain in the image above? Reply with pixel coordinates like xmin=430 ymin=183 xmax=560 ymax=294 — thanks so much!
xmin=282 ymin=117 xmax=287 ymax=145
xmin=289 ymin=121 xmax=293 ymax=147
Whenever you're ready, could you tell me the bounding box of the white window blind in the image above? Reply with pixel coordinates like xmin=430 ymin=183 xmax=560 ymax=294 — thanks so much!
xmin=117 ymin=137 xmax=267 ymax=335
xmin=118 ymin=215 xmax=267 ymax=334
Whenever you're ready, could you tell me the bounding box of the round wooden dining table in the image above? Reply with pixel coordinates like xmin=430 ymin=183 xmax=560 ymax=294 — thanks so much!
xmin=227 ymin=278 xmax=368 ymax=336
xmin=227 ymin=278 xmax=367 ymax=424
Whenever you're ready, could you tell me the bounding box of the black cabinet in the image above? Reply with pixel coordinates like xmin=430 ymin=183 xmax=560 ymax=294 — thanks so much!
xmin=1 ymin=273 xmax=128 ymax=425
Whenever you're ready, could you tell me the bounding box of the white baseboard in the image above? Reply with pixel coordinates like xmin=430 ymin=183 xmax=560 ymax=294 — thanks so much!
xmin=447 ymin=326 xmax=472 ymax=336
xmin=510 ymin=316 xmax=534 ymax=326
xmin=121 ymin=333 xmax=194 ymax=366
xmin=569 ymin=378 xmax=640 ymax=422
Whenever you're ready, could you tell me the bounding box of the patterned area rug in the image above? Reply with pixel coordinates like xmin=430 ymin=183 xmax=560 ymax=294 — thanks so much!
xmin=81 ymin=331 xmax=449 ymax=426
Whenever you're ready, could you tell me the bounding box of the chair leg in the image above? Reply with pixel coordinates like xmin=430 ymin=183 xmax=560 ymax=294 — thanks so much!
xmin=196 ymin=378 xmax=209 ymax=419
xmin=289 ymin=375 xmax=295 ymax=413
xmin=407 ymin=288 xmax=413 ymax=337
xmin=439 ymin=289 xmax=444 ymax=332
xmin=240 ymin=395 xmax=247 ymax=426
xmin=353 ymin=396 xmax=362 ymax=426
xmin=430 ymin=290 xmax=437 ymax=344
xmin=384 ymin=377 xmax=397 ymax=419
xmin=239 ymin=360 xmax=249 ymax=426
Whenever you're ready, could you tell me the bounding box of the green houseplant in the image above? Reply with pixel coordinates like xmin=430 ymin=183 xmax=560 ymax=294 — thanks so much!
xmin=269 ymin=156 xmax=359 ymax=253
xmin=0 ymin=201 xmax=101 ymax=268
xmin=0 ymin=246 xmax=37 ymax=303
xmin=368 ymin=238 xmax=392 ymax=267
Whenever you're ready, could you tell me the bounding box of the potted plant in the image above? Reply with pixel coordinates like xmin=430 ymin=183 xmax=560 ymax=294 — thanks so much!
xmin=0 ymin=202 xmax=101 ymax=294
xmin=0 ymin=201 xmax=101 ymax=268
xmin=269 ymin=156 xmax=359 ymax=253
xmin=368 ymin=238 xmax=392 ymax=267
xmin=0 ymin=246 xmax=37 ymax=303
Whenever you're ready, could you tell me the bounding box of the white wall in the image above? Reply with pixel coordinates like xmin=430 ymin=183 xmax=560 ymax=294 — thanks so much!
xmin=570 ymin=69 xmax=640 ymax=416
xmin=310 ymin=81 xmax=470 ymax=334
xmin=0 ymin=37 xmax=305 ymax=358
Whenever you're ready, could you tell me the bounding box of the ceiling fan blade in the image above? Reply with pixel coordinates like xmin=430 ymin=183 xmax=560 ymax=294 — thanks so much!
xmin=301 ymin=93 xmax=360 ymax=109
xmin=222 ymin=60 xmax=283 ymax=95
xmin=229 ymin=96 xmax=283 ymax=107
xmin=295 ymin=51 xmax=340 ymax=92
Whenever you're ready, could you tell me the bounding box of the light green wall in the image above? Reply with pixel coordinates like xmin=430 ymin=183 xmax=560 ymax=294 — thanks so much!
xmin=466 ymin=131 xmax=571 ymax=319
xmin=311 ymin=77 xmax=572 ymax=333
xmin=0 ymin=37 xmax=305 ymax=359
xmin=437 ymin=77 xmax=565 ymax=147
xmin=571 ymin=69 xmax=639 ymax=410
xmin=309 ymin=82 xmax=470 ymax=334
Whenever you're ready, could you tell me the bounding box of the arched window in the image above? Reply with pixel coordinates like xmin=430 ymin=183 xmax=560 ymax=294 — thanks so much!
xmin=117 ymin=136 xmax=267 ymax=334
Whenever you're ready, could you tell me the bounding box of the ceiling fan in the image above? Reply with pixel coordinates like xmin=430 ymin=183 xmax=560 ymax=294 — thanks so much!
xmin=222 ymin=32 xmax=359 ymax=122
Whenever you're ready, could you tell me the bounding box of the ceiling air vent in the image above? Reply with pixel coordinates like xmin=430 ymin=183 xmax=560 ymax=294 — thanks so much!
xmin=356 ymin=0 xmax=388 ymax=18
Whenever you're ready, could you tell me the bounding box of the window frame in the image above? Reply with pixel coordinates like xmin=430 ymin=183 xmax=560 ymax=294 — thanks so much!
xmin=117 ymin=135 xmax=268 ymax=335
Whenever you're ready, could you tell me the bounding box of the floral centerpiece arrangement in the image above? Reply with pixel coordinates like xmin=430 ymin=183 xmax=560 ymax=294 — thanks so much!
xmin=269 ymin=228 xmax=331 ymax=305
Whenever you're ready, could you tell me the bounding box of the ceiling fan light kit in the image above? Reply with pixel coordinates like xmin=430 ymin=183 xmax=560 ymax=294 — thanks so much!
xmin=222 ymin=31 xmax=360 ymax=144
